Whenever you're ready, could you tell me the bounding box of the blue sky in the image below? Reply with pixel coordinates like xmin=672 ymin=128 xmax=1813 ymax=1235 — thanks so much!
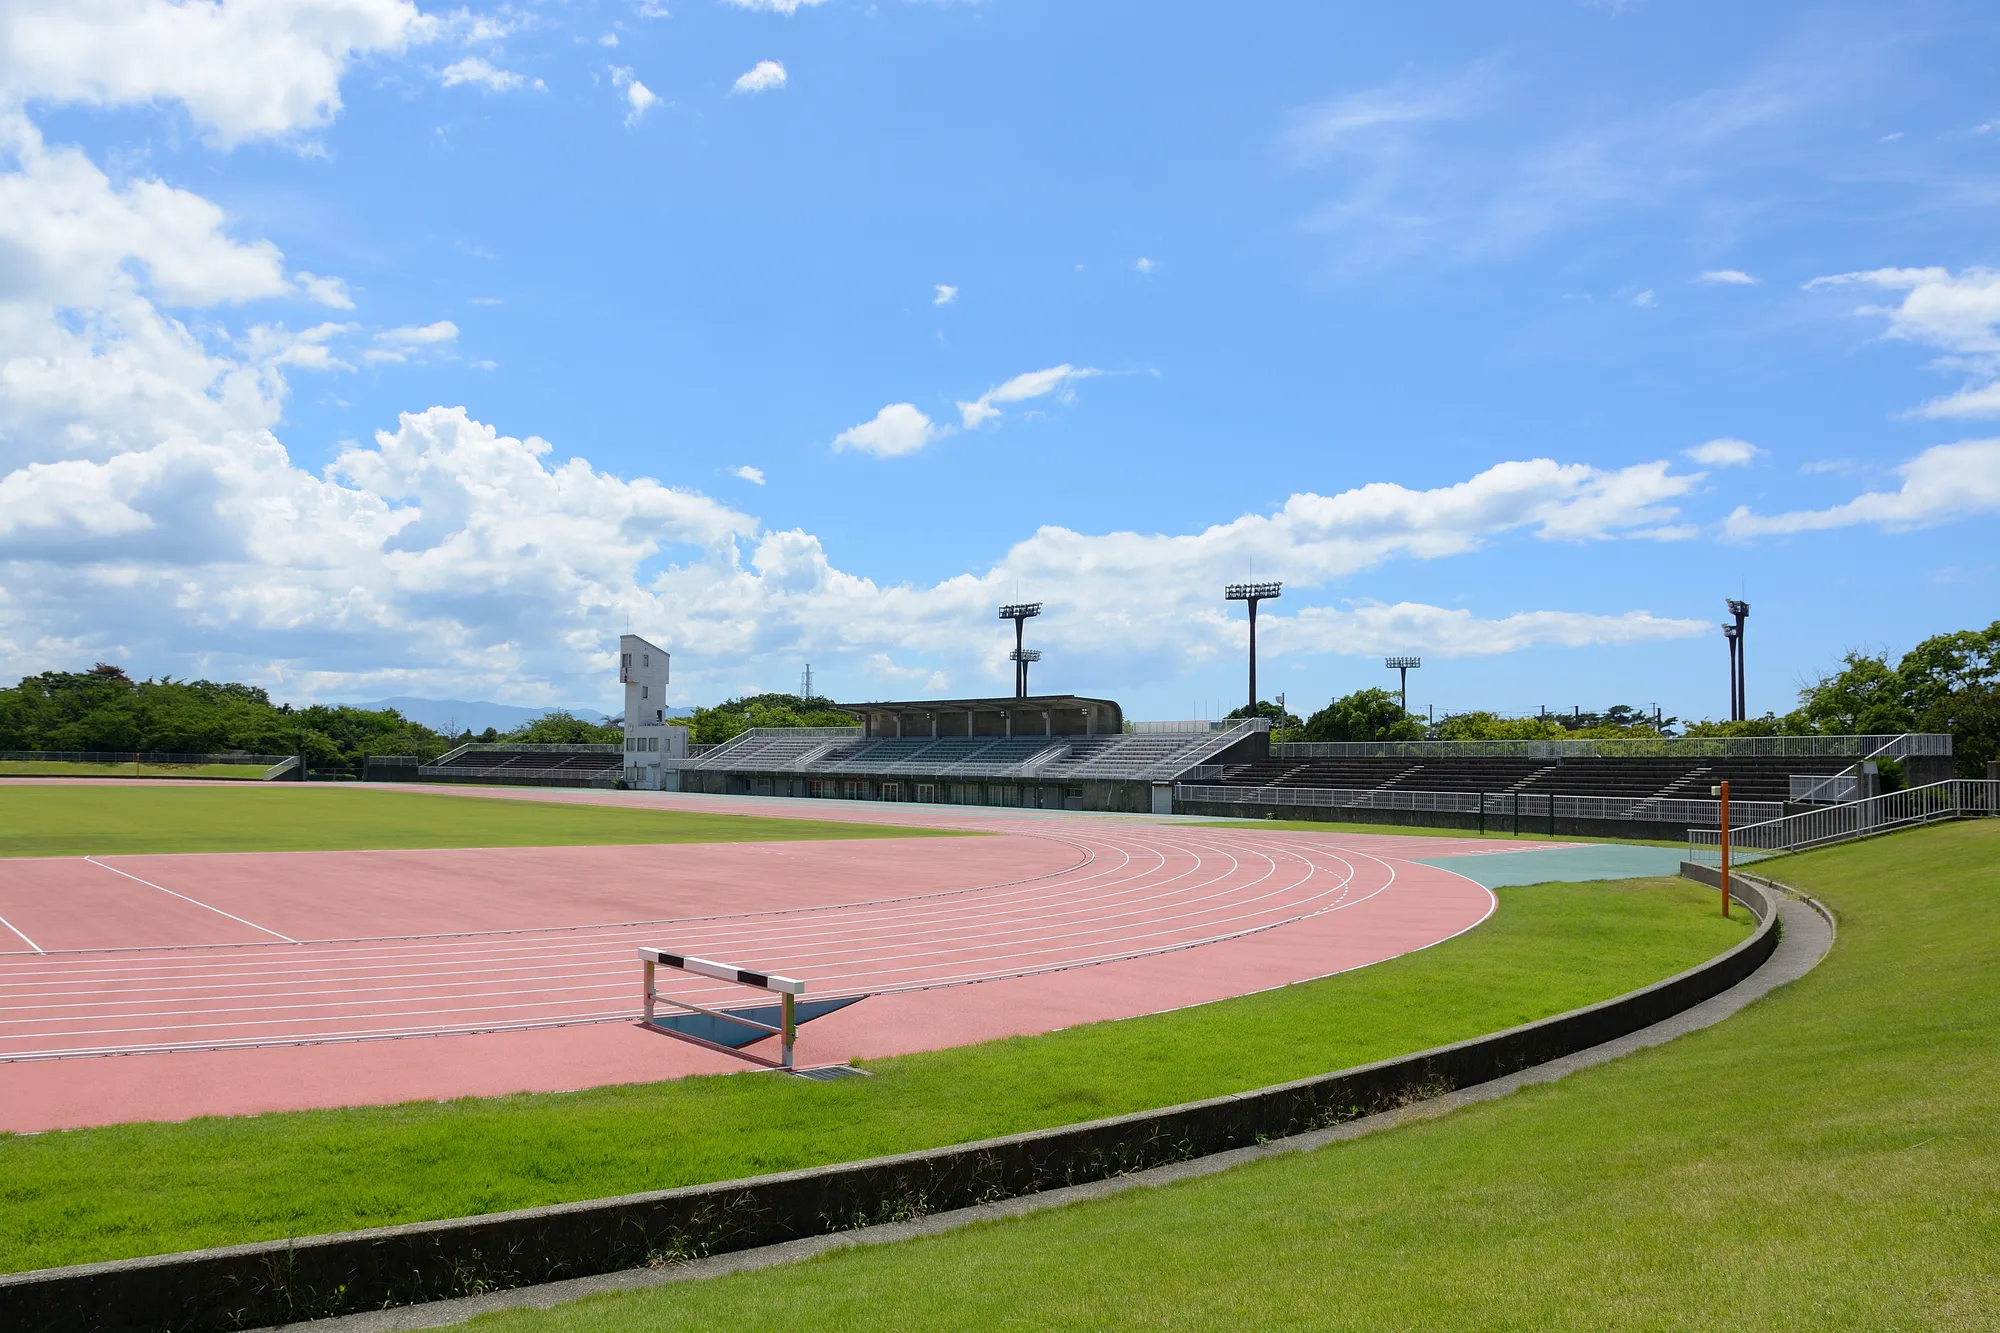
xmin=1 ymin=0 xmax=1996 ymax=722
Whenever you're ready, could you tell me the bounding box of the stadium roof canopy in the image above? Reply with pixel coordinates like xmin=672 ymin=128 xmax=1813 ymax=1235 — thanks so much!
xmin=834 ymin=694 xmax=1123 ymax=738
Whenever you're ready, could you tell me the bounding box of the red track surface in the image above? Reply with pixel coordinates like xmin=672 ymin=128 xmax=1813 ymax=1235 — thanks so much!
xmin=0 ymin=788 xmax=1531 ymax=1131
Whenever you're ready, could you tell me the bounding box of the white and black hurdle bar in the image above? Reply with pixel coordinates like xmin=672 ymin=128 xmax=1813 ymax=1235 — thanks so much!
xmin=637 ymin=947 xmax=804 ymax=1069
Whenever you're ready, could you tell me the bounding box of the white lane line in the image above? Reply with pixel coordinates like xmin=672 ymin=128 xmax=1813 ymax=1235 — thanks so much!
xmin=83 ymin=857 xmax=299 ymax=944
xmin=0 ymin=912 xmax=43 ymax=953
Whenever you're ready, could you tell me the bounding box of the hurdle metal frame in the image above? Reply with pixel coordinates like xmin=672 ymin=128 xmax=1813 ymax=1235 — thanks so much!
xmin=638 ymin=947 xmax=804 ymax=1068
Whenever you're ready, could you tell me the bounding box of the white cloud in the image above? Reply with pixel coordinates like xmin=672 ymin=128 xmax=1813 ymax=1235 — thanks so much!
xmin=1808 ymin=266 xmax=2000 ymax=416
xmin=1683 ymin=438 xmax=1762 ymax=467
xmin=439 ymin=57 xmax=542 ymax=93
xmin=1724 ymin=440 xmax=2000 ymax=538
xmin=364 ymin=320 xmax=458 ymax=363
xmin=0 ymin=0 xmax=430 ymax=147
xmin=957 ymin=364 xmax=1102 ymax=429
xmin=378 ymin=320 xmax=459 ymax=346
xmin=719 ymin=0 xmax=827 ymax=12
xmin=1700 ymin=269 xmax=1760 ymax=285
xmin=732 ymin=464 xmax=766 ymax=485
xmin=294 ymin=271 xmax=355 ymax=309
xmin=1633 ymin=289 xmax=1655 ymax=307
xmin=1912 ymin=381 xmax=2000 ymax=419
xmin=1277 ymin=603 xmax=1708 ymax=658
xmin=731 ymin=60 xmax=787 ymax=96
xmin=933 ymin=284 xmax=958 ymax=306
xmin=832 ymin=403 xmax=945 ymax=458
xmin=599 ymin=32 xmax=619 ymax=48
xmin=1806 ymin=266 xmax=2000 ymax=356
xmin=610 ymin=67 xmax=660 ymax=124
xmin=1135 ymin=257 xmax=1155 ymax=274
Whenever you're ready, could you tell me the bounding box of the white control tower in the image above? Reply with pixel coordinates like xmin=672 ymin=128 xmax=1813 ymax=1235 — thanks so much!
xmin=619 ymin=634 xmax=685 ymax=790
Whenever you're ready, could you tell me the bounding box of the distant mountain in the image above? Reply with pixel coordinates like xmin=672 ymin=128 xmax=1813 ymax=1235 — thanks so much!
xmin=353 ymin=697 xmax=613 ymax=734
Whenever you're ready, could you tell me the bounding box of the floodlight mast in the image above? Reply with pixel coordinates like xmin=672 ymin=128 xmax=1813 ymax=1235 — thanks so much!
xmin=998 ymin=603 xmax=1042 ymax=698
xmin=1010 ymin=647 xmax=1042 ymax=696
xmin=1384 ymin=656 xmax=1422 ymax=713
xmin=1224 ymin=582 xmax=1283 ymax=717
xmin=1725 ymin=599 xmax=1750 ymax=721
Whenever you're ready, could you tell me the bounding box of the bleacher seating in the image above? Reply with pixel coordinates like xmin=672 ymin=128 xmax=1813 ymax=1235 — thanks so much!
xmin=1199 ymin=754 xmax=1854 ymax=807
xmin=420 ymin=745 xmax=622 ymax=787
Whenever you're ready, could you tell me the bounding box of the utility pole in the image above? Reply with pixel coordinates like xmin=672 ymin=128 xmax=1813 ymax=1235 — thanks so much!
xmin=998 ymin=603 xmax=1042 ymax=699
xmin=1224 ymin=582 xmax=1282 ymax=716
xmin=1385 ymin=656 xmax=1421 ymax=714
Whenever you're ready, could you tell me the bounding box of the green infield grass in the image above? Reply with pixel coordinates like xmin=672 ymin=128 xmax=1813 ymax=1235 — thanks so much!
xmin=0 ymin=876 xmax=1747 ymax=1273
xmin=0 ymin=760 xmax=273 ymax=780
xmin=461 ymin=820 xmax=2000 ymax=1332
xmin=0 ymin=784 xmax=961 ymax=858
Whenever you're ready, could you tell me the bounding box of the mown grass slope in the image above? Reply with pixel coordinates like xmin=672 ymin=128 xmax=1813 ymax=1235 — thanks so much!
xmin=460 ymin=820 xmax=2000 ymax=1332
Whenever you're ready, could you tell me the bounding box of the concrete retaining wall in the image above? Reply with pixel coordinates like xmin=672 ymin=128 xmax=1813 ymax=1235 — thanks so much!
xmin=0 ymin=882 xmax=1778 ymax=1333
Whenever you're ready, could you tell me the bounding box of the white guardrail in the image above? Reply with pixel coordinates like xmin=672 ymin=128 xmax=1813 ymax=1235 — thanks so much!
xmin=1176 ymin=783 xmax=1783 ymax=827
xmin=1689 ymin=779 xmax=2000 ymax=865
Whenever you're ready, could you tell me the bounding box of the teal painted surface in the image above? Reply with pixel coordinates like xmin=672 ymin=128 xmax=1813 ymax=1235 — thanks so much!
xmin=1416 ymin=844 xmax=1692 ymax=888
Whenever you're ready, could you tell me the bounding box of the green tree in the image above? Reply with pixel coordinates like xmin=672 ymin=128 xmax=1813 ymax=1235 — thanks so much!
xmin=688 ymin=693 xmax=854 ymax=745
xmin=1302 ymin=688 xmax=1423 ymax=742
xmin=501 ymin=711 xmax=622 ymax=745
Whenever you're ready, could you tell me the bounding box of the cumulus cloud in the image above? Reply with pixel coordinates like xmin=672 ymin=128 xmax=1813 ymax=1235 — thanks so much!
xmin=295 ymin=271 xmax=355 ymax=309
xmin=933 ymin=284 xmax=958 ymax=306
xmin=720 ymin=0 xmax=827 ymax=12
xmin=832 ymin=403 xmax=945 ymax=458
xmin=732 ymin=465 xmax=766 ymax=484
xmin=1683 ymin=438 xmax=1762 ymax=467
xmin=610 ymin=67 xmax=660 ymax=124
xmin=1912 ymin=382 xmax=2000 ymax=419
xmin=1726 ymin=440 xmax=2000 ymax=537
xmin=1135 ymin=257 xmax=1155 ymax=274
xmin=364 ymin=320 xmax=458 ymax=363
xmin=0 ymin=0 xmax=430 ymax=147
xmin=1724 ymin=440 xmax=2000 ymax=538
xmin=958 ymin=364 xmax=1101 ymax=429
xmin=1276 ymin=603 xmax=1707 ymax=658
xmin=440 ymin=57 xmax=542 ymax=93
xmin=731 ymin=60 xmax=787 ymax=95
xmin=1807 ymin=266 xmax=2000 ymax=356
xmin=1700 ymin=269 xmax=1759 ymax=285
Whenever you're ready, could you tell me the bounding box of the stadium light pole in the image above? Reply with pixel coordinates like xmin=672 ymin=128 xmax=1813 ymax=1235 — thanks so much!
xmin=1224 ymin=582 xmax=1282 ymax=716
xmin=1722 ymin=622 xmax=1741 ymax=722
xmin=1726 ymin=599 xmax=1750 ymax=721
xmin=998 ymin=603 xmax=1042 ymax=699
xmin=1010 ymin=648 xmax=1042 ymax=696
xmin=1385 ymin=656 xmax=1422 ymax=714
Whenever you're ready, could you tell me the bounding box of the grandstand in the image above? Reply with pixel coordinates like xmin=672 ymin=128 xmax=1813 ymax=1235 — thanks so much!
xmin=1174 ymin=734 xmax=1955 ymax=837
xmin=676 ymin=695 xmax=1270 ymax=813
xmin=418 ymin=743 xmax=623 ymax=789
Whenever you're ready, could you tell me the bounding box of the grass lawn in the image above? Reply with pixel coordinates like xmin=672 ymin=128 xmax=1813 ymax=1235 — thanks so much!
xmin=0 ymin=761 xmax=272 ymax=780
xmin=0 ymin=785 xmax=960 ymax=858
xmin=463 ymin=820 xmax=2000 ymax=1332
xmin=0 ymin=876 xmax=1747 ymax=1273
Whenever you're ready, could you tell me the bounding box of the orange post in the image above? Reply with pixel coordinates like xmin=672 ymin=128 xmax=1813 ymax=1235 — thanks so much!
xmin=1718 ymin=779 xmax=1731 ymax=919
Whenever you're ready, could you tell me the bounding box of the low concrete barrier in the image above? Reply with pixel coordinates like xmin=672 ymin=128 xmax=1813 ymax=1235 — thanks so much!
xmin=0 ymin=881 xmax=1778 ymax=1333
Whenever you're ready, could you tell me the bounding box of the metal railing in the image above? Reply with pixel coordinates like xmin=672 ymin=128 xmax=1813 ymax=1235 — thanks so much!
xmin=1689 ymin=779 xmax=2000 ymax=864
xmin=1271 ymin=733 xmax=1951 ymax=761
xmin=1177 ymin=783 xmax=1785 ymax=827
xmin=1790 ymin=772 xmax=1858 ymax=804
xmin=1128 ymin=719 xmax=1245 ymax=734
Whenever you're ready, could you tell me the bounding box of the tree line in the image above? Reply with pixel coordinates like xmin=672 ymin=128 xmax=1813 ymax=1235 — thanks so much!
xmin=0 ymin=666 xmax=621 ymax=778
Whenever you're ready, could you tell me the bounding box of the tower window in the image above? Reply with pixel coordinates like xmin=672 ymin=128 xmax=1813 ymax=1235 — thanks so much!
xmin=641 ymin=685 xmax=648 ymax=698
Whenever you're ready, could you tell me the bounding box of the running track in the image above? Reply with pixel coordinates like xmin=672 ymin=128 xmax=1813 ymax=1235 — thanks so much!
xmin=0 ymin=786 xmax=1560 ymax=1130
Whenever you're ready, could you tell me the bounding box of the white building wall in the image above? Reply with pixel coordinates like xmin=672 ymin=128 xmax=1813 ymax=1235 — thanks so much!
xmin=619 ymin=635 xmax=678 ymax=789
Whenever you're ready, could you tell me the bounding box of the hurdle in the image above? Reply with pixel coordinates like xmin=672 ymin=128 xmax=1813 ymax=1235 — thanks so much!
xmin=638 ymin=947 xmax=804 ymax=1068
